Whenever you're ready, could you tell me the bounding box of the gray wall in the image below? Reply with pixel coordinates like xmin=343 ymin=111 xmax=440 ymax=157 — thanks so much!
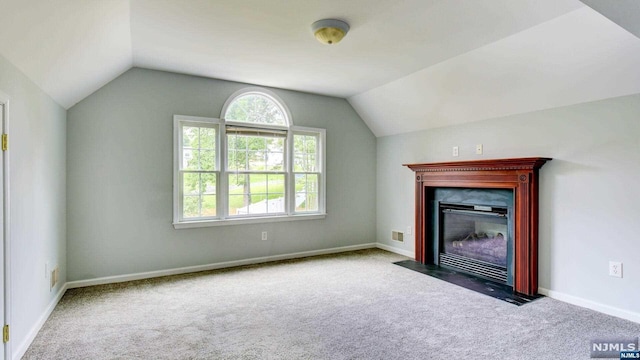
xmin=377 ymin=94 xmax=640 ymax=316
xmin=67 ymin=68 xmax=376 ymax=281
xmin=0 ymin=54 xmax=67 ymax=353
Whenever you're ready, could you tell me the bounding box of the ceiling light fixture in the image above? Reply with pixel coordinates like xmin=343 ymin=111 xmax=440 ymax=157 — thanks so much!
xmin=311 ymin=19 xmax=350 ymax=45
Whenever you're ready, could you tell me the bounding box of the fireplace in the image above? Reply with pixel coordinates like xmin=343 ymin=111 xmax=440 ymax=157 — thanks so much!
xmin=429 ymin=187 xmax=514 ymax=286
xmin=439 ymin=202 xmax=510 ymax=284
xmin=405 ymin=158 xmax=551 ymax=296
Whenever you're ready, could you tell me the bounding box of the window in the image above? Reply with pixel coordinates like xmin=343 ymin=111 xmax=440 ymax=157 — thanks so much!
xmin=224 ymin=92 xmax=287 ymax=126
xmin=173 ymin=88 xmax=326 ymax=228
xmin=293 ymin=132 xmax=320 ymax=212
xmin=180 ymin=122 xmax=218 ymax=219
xmin=226 ymin=127 xmax=286 ymax=216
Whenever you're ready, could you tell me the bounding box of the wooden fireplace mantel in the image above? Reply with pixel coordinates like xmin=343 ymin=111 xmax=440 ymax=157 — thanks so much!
xmin=404 ymin=157 xmax=551 ymax=295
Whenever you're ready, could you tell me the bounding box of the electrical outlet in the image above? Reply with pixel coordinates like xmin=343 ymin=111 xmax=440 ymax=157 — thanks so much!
xmin=261 ymin=231 xmax=268 ymax=241
xmin=406 ymin=226 xmax=412 ymax=236
xmin=609 ymin=261 xmax=622 ymax=278
xmin=475 ymin=144 xmax=483 ymax=155
xmin=452 ymin=146 xmax=459 ymax=157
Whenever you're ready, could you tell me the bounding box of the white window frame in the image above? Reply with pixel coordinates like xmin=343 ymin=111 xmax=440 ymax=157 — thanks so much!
xmin=173 ymin=88 xmax=326 ymax=229
xmin=173 ymin=115 xmax=221 ymax=223
xmin=290 ymin=128 xmax=326 ymax=214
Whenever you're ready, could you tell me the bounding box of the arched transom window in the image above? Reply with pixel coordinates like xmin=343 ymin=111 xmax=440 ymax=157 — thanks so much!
xmin=224 ymin=91 xmax=289 ymax=126
xmin=173 ymin=87 xmax=326 ymax=228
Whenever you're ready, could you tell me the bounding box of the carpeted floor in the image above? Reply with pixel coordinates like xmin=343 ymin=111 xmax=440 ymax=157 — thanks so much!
xmin=23 ymin=249 xmax=640 ymax=359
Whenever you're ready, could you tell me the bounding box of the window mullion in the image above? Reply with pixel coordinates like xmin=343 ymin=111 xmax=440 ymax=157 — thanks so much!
xmin=220 ymin=118 xmax=228 ymax=219
xmin=319 ymin=129 xmax=326 ymax=213
xmin=286 ymin=130 xmax=293 ymax=215
xmin=175 ymin=120 xmax=183 ymax=222
xmin=197 ymin=173 xmax=203 ymax=217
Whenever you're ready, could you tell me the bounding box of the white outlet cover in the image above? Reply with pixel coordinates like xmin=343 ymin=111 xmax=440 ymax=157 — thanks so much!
xmin=609 ymin=261 xmax=622 ymax=278
xmin=453 ymin=146 xmax=459 ymax=157
xmin=475 ymin=144 xmax=483 ymax=155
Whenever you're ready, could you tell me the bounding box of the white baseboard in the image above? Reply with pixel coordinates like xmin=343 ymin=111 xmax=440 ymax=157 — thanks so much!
xmin=538 ymin=287 xmax=640 ymax=324
xmin=67 ymin=243 xmax=378 ymax=289
xmin=13 ymin=283 xmax=68 ymax=360
xmin=375 ymin=243 xmax=414 ymax=258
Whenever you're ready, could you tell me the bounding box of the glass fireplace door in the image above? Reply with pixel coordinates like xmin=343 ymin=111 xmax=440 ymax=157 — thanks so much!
xmin=439 ymin=203 xmax=509 ymax=283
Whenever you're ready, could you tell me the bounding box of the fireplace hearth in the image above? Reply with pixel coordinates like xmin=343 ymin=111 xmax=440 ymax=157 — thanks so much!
xmin=405 ymin=157 xmax=551 ymax=296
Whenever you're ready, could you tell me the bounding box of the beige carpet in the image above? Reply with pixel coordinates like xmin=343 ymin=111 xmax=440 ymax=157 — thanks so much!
xmin=23 ymin=249 xmax=640 ymax=359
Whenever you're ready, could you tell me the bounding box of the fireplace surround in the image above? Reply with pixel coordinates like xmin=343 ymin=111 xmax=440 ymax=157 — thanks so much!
xmin=405 ymin=157 xmax=551 ymax=296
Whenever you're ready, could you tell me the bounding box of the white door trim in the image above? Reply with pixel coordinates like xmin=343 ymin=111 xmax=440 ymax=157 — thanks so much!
xmin=0 ymin=92 xmax=12 ymax=360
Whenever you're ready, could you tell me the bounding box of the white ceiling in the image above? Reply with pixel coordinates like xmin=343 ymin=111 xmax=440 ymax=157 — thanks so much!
xmin=0 ymin=0 xmax=132 ymax=109
xmin=130 ymin=0 xmax=581 ymax=100
xmin=0 ymin=1 xmax=639 ymax=137
xmin=350 ymin=6 xmax=640 ymax=136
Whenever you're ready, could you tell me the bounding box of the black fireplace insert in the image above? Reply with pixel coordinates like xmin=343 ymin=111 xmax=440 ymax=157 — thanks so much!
xmin=439 ymin=202 xmax=510 ymax=284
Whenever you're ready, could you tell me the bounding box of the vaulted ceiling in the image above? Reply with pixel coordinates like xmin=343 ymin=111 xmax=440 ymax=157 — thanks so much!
xmin=1 ymin=0 xmax=639 ymax=136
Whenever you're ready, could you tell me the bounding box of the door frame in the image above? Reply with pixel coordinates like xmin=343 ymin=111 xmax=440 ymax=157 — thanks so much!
xmin=0 ymin=92 xmax=12 ymax=360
